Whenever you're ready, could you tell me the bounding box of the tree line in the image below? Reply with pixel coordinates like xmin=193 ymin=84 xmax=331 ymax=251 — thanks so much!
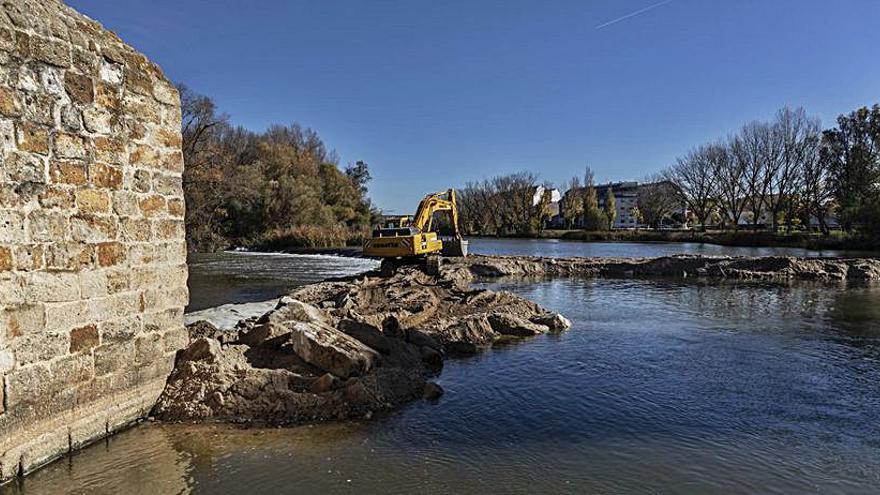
xmin=665 ymin=104 xmax=880 ymax=236
xmin=459 ymin=102 xmax=880 ymax=239
xmin=180 ymin=85 xmax=377 ymax=252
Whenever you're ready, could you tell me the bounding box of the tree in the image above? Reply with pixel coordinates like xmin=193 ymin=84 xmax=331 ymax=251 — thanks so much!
xmin=637 ymin=175 xmax=679 ymax=228
xmin=178 ymin=85 xmax=375 ymax=252
xmin=665 ymin=145 xmax=719 ymax=230
xmin=581 ymin=167 xmax=606 ymax=230
xmin=821 ymin=104 xmax=880 ymax=232
xmin=604 ymin=186 xmax=617 ymax=229
xmin=560 ymin=175 xmax=583 ymax=229
xmin=345 ymin=160 xmax=372 ymax=194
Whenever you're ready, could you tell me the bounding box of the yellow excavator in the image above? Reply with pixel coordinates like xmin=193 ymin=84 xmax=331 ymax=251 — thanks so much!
xmin=364 ymin=188 xmax=468 ymax=258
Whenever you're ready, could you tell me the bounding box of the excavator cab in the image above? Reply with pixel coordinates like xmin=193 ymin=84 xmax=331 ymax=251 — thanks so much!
xmin=364 ymin=189 xmax=468 ymax=258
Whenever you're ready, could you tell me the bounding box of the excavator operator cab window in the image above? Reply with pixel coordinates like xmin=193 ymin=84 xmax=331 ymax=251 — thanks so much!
xmin=373 ymin=227 xmax=419 ymax=237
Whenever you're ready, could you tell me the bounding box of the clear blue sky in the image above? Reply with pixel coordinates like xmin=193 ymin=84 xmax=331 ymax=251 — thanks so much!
xmin=69 ymin=0 xmax=880 ymax=214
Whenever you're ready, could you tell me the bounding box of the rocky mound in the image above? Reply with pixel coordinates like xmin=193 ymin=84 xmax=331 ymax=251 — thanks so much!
xmin=153 ymin=265 xmax=570 ymax=424
xmin=446 ymin=254 xmax=880 ymax=282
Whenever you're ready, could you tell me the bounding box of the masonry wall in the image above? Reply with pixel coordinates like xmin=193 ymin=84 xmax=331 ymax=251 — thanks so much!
xmin=0 ymin=0 xmax=187 ymax=480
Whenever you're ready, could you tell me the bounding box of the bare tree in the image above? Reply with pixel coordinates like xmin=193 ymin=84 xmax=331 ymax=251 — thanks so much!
xmin=767 ymin=107 xmax=820 ymax=231
xmin=665 ymin=145 xmax=719 ymax=230
xmin=637 ymin=174 xmax=680 ymax=228
xmin=714 ymin=139 xmax=747 ymax=229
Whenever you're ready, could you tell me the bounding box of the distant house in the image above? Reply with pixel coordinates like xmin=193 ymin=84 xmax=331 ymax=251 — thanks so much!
xmin=559 ymin=181 xmax=683 ymax=229
xmin=533 ymin=185 xmax=563 ymax=228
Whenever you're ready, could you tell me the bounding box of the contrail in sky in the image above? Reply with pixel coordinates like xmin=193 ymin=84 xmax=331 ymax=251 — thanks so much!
xmin=595 ymin=0 xmax=673 ymax=29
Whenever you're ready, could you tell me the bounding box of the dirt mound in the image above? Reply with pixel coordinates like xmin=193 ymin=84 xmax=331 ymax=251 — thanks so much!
xmin=153 ymin=264 xmax=570 ymax=424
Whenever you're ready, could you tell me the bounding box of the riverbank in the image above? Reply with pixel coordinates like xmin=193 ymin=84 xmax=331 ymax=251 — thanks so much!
xmin=491 ymin=229 xmax=880 ymax=252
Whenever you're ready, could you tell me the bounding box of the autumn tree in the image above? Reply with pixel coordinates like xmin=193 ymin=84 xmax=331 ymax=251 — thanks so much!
xmin=560 ymin=175 xmax=583 ymax=228
xmin=604 ymin=186 xmax=617 ymax=229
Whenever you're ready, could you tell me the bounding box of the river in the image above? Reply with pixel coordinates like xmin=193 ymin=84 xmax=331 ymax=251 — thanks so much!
xmin=5 ymin=239 xmax=880 ymax=494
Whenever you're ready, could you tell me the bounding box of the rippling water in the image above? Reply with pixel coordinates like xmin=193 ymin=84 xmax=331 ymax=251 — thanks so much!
xmin=6 ymin=242 xmax=880 ymax=494
xmin=468 ymin=237 xmax=860 ymax=258
xmin=186 ymin=251 xmax=378 ymax=311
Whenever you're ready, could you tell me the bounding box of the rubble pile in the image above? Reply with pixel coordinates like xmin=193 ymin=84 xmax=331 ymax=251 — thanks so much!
xmin=153 ymin=264 xmax=570 ymax=424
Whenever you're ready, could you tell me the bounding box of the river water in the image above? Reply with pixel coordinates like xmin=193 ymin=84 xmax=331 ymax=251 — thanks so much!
xmin=5 ymin=240 xmax=880 ymax=494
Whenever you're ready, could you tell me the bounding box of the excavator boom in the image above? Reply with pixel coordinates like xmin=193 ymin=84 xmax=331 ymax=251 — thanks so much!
xmin=364 ymin=188 xmax=468 ymax=258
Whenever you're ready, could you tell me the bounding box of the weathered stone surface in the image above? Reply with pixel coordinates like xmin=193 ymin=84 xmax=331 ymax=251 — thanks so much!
xmin=0 ymin=0 xmax=186 ymax=483
xmin=488 ymin=312 xmax=549 ymax=337
xmin=289 ymin=322 xmax=379 ymax=378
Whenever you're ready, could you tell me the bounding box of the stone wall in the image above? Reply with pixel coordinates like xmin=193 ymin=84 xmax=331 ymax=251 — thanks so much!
xmin=0 ymin=0 xmax=187 ymax=481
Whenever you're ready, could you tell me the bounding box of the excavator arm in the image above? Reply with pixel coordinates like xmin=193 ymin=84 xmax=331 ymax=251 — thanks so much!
xmin=411 ymin=189 xmax=462 ymax=238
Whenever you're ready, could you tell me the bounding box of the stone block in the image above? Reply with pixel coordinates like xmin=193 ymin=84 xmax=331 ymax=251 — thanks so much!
xmin=11 ymin=332 xmax=69 ymax=366
xmin=118 ymin=217 xmax=151 ymax=242
xmin=129 ymin=144 xmax=159 ymax=168
xmin=0 ymin=246 xmax=11 ymax=271
xmin=111 ymin=191 xmax=139 ymax=216
xmin=138 ymin=194 xmax=165 ymax=217
xmin=134 ymin=332 xmax=163 ymax=364
xmin=94 ymin=81 xmax=120 ymax=111
xmin=49 ymin=352 xmax=95 ymax=391
xmin=61 ymin=104 xmax=83 ymax=132
xmin=4 ymin=303 xmax=45 ymax=340
xmin=132 ymin=169 xmax=151 ymax=192
xmin=69 ymin=214 xmax=116 ymax=241
xmin=93 ymin=341 xmax=134 ymax=376
xmin=20 ymin=271 xmax=80 ymax=303
xmin=63 ymin=70 xmax=93 ymax=104
xmin=44 ymin=300 xmax=89 ymax=333
xmin=5 ymin=363 xmax=51 ymax=407
xmin=69 ymin=323 xmax=99 ymax=353
xmin=38 ymin=185 xmax=75 ymax=209
xmin=92 ymin=136 xmax=125 ymax=164
xmin=96 ymin=241 xmax=125 ymax=267
xmin=16 ymin=123 xmax=49 ymax=154
xmin=152 ymin=173 xmax=182 ymax=196
xmin=0 ymin=86 xmax=21 ymax=117
xmin=0 ymin=210 xmax=26 ymax=242
xmin=45 ymin=241 xmax=93 ymax=271
xmin=167 ymin=198 xmax=184 ymax=218
xmin=53 ymin=132 xmax=87 ymax=159
xmin=155 ymin=219 xmax=182 ymax=240
xmin=49 ymin=160 xmax=87 ymax=185
xmin=82 ymin=106 xmax=112 ymax=134
xmin=99 ymin=315 xmax=141 ymax=343
xmin=5 ymin=151 xmax=47 ymax=182
xmin=30 ymin=34 xmax=70 ymax=67
xmin=27 ymin=210 xmax=67 ymax=242
xmin=89 ymin=162 xmax=122 ymax=189
xmin=13 ymin=244 xmax=43 ymax=271
xmin=74 ymin=189 xmax=110 ymax=214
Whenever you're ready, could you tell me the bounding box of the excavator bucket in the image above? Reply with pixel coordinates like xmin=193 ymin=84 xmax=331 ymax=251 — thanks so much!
xmin=441 ymin=238 xmax=468 ymax=257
